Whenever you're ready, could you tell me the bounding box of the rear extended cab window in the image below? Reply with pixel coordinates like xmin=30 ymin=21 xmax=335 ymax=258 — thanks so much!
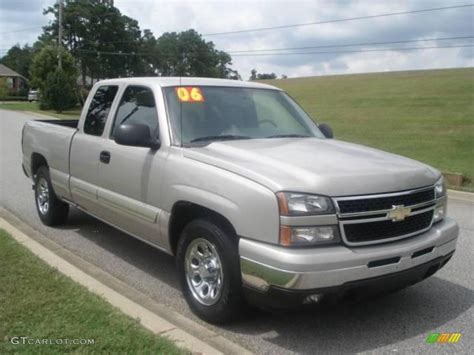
xmin=84 ymin=85 xmax=119 ymax=136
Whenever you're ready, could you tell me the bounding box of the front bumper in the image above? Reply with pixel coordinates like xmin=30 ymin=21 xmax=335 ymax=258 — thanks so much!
xmin=240 ymin=217 xmax=458 ymax=297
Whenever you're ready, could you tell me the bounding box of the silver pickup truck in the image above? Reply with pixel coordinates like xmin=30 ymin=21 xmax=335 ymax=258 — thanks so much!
xmin=22 ymin=77 xmax=458 ymax=323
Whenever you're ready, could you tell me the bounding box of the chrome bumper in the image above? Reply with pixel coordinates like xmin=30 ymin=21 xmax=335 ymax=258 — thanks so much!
xmin=240 ymin=218 xmax=458 ymax=292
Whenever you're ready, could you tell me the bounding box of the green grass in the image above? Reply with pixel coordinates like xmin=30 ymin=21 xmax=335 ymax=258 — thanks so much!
xmin=0 ymin=229 xmax=185 ymax=354
xmin=0 ymin=101 xmax=80 ymax=119
xmin=262 ymin=68 xmax=474 ymax=190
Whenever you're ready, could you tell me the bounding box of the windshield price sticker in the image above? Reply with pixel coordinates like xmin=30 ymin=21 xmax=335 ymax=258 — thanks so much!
xmin=176 ymin=87 xmax=205 ymax=102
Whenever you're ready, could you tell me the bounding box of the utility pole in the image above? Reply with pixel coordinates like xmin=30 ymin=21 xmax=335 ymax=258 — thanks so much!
xmin=58 ymin=0 xmax=63 ymax=69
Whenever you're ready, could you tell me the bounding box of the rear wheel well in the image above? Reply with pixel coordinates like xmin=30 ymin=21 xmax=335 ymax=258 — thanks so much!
xmin=169 ymin=202 xmax=237 ymax=255
xmin=31 ymin=153 xmax=48 ymax=177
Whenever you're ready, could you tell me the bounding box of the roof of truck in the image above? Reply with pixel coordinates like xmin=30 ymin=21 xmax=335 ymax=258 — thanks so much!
xmin=95 ymin=77 xmax=281 ymax=90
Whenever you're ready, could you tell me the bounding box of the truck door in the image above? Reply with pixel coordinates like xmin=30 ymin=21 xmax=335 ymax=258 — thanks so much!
xmin=95 ymin=85 xmax=167 ymax=246
xmin=70 ymin=85 xmax=119 ymax=214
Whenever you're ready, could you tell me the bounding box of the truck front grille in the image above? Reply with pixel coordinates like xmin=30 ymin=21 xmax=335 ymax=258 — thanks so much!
xmin=343 ymin=210 xmax=434 ymax=243
xmin=334 ymin=187 xmax=436 ymax=246
xmin=337 ymin=189 xmax=435 ymax=214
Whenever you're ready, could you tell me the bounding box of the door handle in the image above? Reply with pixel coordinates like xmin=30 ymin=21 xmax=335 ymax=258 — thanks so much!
xmin=99 ymin=151 xmax=111 ymax=164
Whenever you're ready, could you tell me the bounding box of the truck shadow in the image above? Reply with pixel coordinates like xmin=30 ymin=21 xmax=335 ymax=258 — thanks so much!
xmin=57 ymin=207 xmax=180 ymax=288
xmin=59 ymin=207 xmax=472 ymax=354
xmin=224 ymin=278 xmax=473 ymax=353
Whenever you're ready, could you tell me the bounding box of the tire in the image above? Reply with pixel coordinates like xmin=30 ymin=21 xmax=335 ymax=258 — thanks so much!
xmin=176 ymin=218 xmax=243 ymax=324
xmin=34 ymin=166 xmax=69 ymax=226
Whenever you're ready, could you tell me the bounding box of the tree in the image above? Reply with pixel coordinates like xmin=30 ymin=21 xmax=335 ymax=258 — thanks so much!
xmin=40 ymin=2 xmax=239 ymax=80
xmin=249 ymin=69 xmax=277 ymax=80
xmin=42 ymin=0 xmax=143 ymax=83
xmin=42 ymin=69 xmax=77 ymax=112
xmin=156 ymin=29 xmax=239 ymax=78
xmin=250 ymin=69 xmax=257 ymax=80
xmin=257 ymin=72 xmax=277 ymax=80
xmin=0 ymin=44 xmax=35 ymax=79
xmin=0 ymin=78 xmax=10 ymax=99
xmin=30 ymin=47 xmax=77 ymax=92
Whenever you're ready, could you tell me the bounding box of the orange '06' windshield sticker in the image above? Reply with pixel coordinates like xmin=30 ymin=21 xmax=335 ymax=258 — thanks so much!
xmin=175 ymin=87 xmax=205 ymax=102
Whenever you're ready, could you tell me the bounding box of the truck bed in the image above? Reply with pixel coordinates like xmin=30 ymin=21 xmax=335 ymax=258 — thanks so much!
xmin=22 ymin=119 xmax=79 ymax=193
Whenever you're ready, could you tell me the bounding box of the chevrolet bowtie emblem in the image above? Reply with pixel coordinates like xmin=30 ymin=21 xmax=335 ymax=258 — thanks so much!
xmin=388 ymin=205 xmax=411 ymax=222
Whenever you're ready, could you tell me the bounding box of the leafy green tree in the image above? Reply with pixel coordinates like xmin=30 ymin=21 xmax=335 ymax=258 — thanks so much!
xmin=43 ymin=0 xmax=144 ymax=82
xmin=41 ymin=2 xmax=239 ymax=80
xmin=257 ymin=73 xmax=277 ymax=80
xmin=0 ymin=44 xmax=35 ymax=79
xmin=30 ymin=47 xmax=77 ymax=92
xmin=41 ymin=69 xmax=77 ymax=112
xmin=250 ymin=69 xmax=257 ymax=80
xmin=249 ymin=69 xmax=277 ymax=80
xmin=156 ymin=29 xmax=239 ymax=78
xmin=0 ymin=78 xmax=10 ymax=99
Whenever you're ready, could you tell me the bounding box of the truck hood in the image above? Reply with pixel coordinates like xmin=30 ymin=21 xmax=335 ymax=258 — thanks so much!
xmin=183 ymin=138 xmax=440 ymax=196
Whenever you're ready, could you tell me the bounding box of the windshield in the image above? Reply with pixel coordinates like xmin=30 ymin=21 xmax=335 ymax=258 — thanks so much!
xmin=163 ymin=86 xmax=325 ymax=145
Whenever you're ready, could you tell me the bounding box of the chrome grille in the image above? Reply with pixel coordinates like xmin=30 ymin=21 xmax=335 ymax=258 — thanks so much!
xmin=344 ymin=210 xmax=434 ymax=243
xmin=337 ymin=189 xmax=435 ymax=214
xmin=334 ymin=187 xmax=436 ymax=246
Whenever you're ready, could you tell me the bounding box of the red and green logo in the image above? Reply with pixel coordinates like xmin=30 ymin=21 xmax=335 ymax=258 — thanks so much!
xmin=426 ymin=333 xmax=462 ymax=344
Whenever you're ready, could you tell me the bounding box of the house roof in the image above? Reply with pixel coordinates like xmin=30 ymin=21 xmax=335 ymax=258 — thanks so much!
xmin=0 ymin=63 xmax=25 ymax=79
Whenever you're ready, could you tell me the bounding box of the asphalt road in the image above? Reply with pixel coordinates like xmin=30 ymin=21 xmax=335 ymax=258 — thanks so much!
xmin=1 ymin=109 xmax=473 ymax=354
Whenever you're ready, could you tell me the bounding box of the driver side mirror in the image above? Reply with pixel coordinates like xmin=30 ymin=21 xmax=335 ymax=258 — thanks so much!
xmin=114 ymin=123 xmax=161 ymax=150
xmin=318 ymin=123 xmax=334 ymax=139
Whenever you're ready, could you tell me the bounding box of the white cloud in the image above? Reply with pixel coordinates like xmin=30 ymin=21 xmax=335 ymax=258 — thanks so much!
xmin=1 ymin=0 xmax=473 ymax=78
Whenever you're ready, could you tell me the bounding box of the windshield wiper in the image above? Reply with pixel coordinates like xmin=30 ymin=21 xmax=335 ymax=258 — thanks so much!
xmin=190 ymin=135 xmax=251 ymax=143
xmin=265 ymin=134 xmax=310 ymax=138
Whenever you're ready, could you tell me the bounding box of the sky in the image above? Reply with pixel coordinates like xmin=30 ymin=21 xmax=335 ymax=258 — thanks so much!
xmin=0 ymin=0 xmax=473 ymax=79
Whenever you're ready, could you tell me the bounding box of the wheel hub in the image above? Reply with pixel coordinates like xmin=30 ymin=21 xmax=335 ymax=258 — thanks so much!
xmin=185 ymin=238 xmax=224 ymax=306
xmin=36 ymin=178 xmax=50 ymax=215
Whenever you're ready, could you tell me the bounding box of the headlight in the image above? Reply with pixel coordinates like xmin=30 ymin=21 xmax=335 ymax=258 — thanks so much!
xmin=434 ymin=177 xmax=446 ymax=198
xmin=433 ymin=177 xmax=447 ymax=223
xmin=280 ymin=225 xmax=340 ymax=246
xmin=277 ymin=192 xmax=334 ymax=215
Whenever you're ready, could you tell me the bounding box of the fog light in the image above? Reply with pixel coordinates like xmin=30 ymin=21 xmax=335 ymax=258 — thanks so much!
xmin=433 ymin=204 xmax=446 ymax=223
xmin=303 ymin=294 xmax=323 ymax=304
xmin=279 ymin=226 xmax=340 ymax=246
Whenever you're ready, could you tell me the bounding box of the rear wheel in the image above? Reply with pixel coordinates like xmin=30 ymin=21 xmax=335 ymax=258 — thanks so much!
xmin=34 ymin=166 xmax=69 ymax=226
xmin=176 ymin=219 xmax=243 ymax=324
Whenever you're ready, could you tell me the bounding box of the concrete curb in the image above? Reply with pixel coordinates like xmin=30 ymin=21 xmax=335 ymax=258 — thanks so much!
xmin=448 ymin=189 xmax=474 ymax=202
xmin=0 ymin=210 xmax=252 ymax=355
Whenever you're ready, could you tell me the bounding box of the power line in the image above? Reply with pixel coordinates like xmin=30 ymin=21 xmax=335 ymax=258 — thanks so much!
xmin=73 ymin=44 xmax=474 ymax=57
xmin=203 ymin=4 xmax=474 ymax=36
xmin=36 ymin=35 xmax=473 ymax=53
xmin=0 ymin=26 xmax=43 ymax=35
xmin=232 ymin=44 xmax=474 ymax=57
xmin=8 ymin=35 xmax=468 ymax=54
xmin=227 ymin=36 xmax=474 ymax=53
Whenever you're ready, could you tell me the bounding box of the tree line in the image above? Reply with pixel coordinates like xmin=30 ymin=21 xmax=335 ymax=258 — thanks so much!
xmin=0 ymin=0 xmax=240 ymax=111
xmin=1 ymin=0 xmax=285 ymax=112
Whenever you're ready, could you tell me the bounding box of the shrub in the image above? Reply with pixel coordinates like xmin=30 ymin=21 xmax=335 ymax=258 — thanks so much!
xmin=41 ymin=69 xmax=77 ymax=112
xmin=0 ymin=78 xmax=10 ymax=99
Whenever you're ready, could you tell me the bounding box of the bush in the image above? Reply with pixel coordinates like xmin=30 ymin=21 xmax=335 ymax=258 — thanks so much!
xmin=0 ymin=78 xmax=9 ymax=99
xmin=41 ymin=69 xmax=77 ymax=112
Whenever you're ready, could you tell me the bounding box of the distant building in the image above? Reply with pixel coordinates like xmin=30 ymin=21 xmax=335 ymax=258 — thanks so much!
xmin=0 ymin=63 xmax=27 ymax=94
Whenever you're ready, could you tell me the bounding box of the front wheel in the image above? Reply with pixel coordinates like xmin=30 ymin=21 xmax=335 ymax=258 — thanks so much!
xmin=34 ymin=166 xmax=69 ymax=226
xmin=176 ymin=219 xmax=243 ymax=324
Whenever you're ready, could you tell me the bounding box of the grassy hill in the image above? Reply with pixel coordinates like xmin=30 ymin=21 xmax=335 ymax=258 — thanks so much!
xmin=262 ymin=68 xmax=474 ymax=191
